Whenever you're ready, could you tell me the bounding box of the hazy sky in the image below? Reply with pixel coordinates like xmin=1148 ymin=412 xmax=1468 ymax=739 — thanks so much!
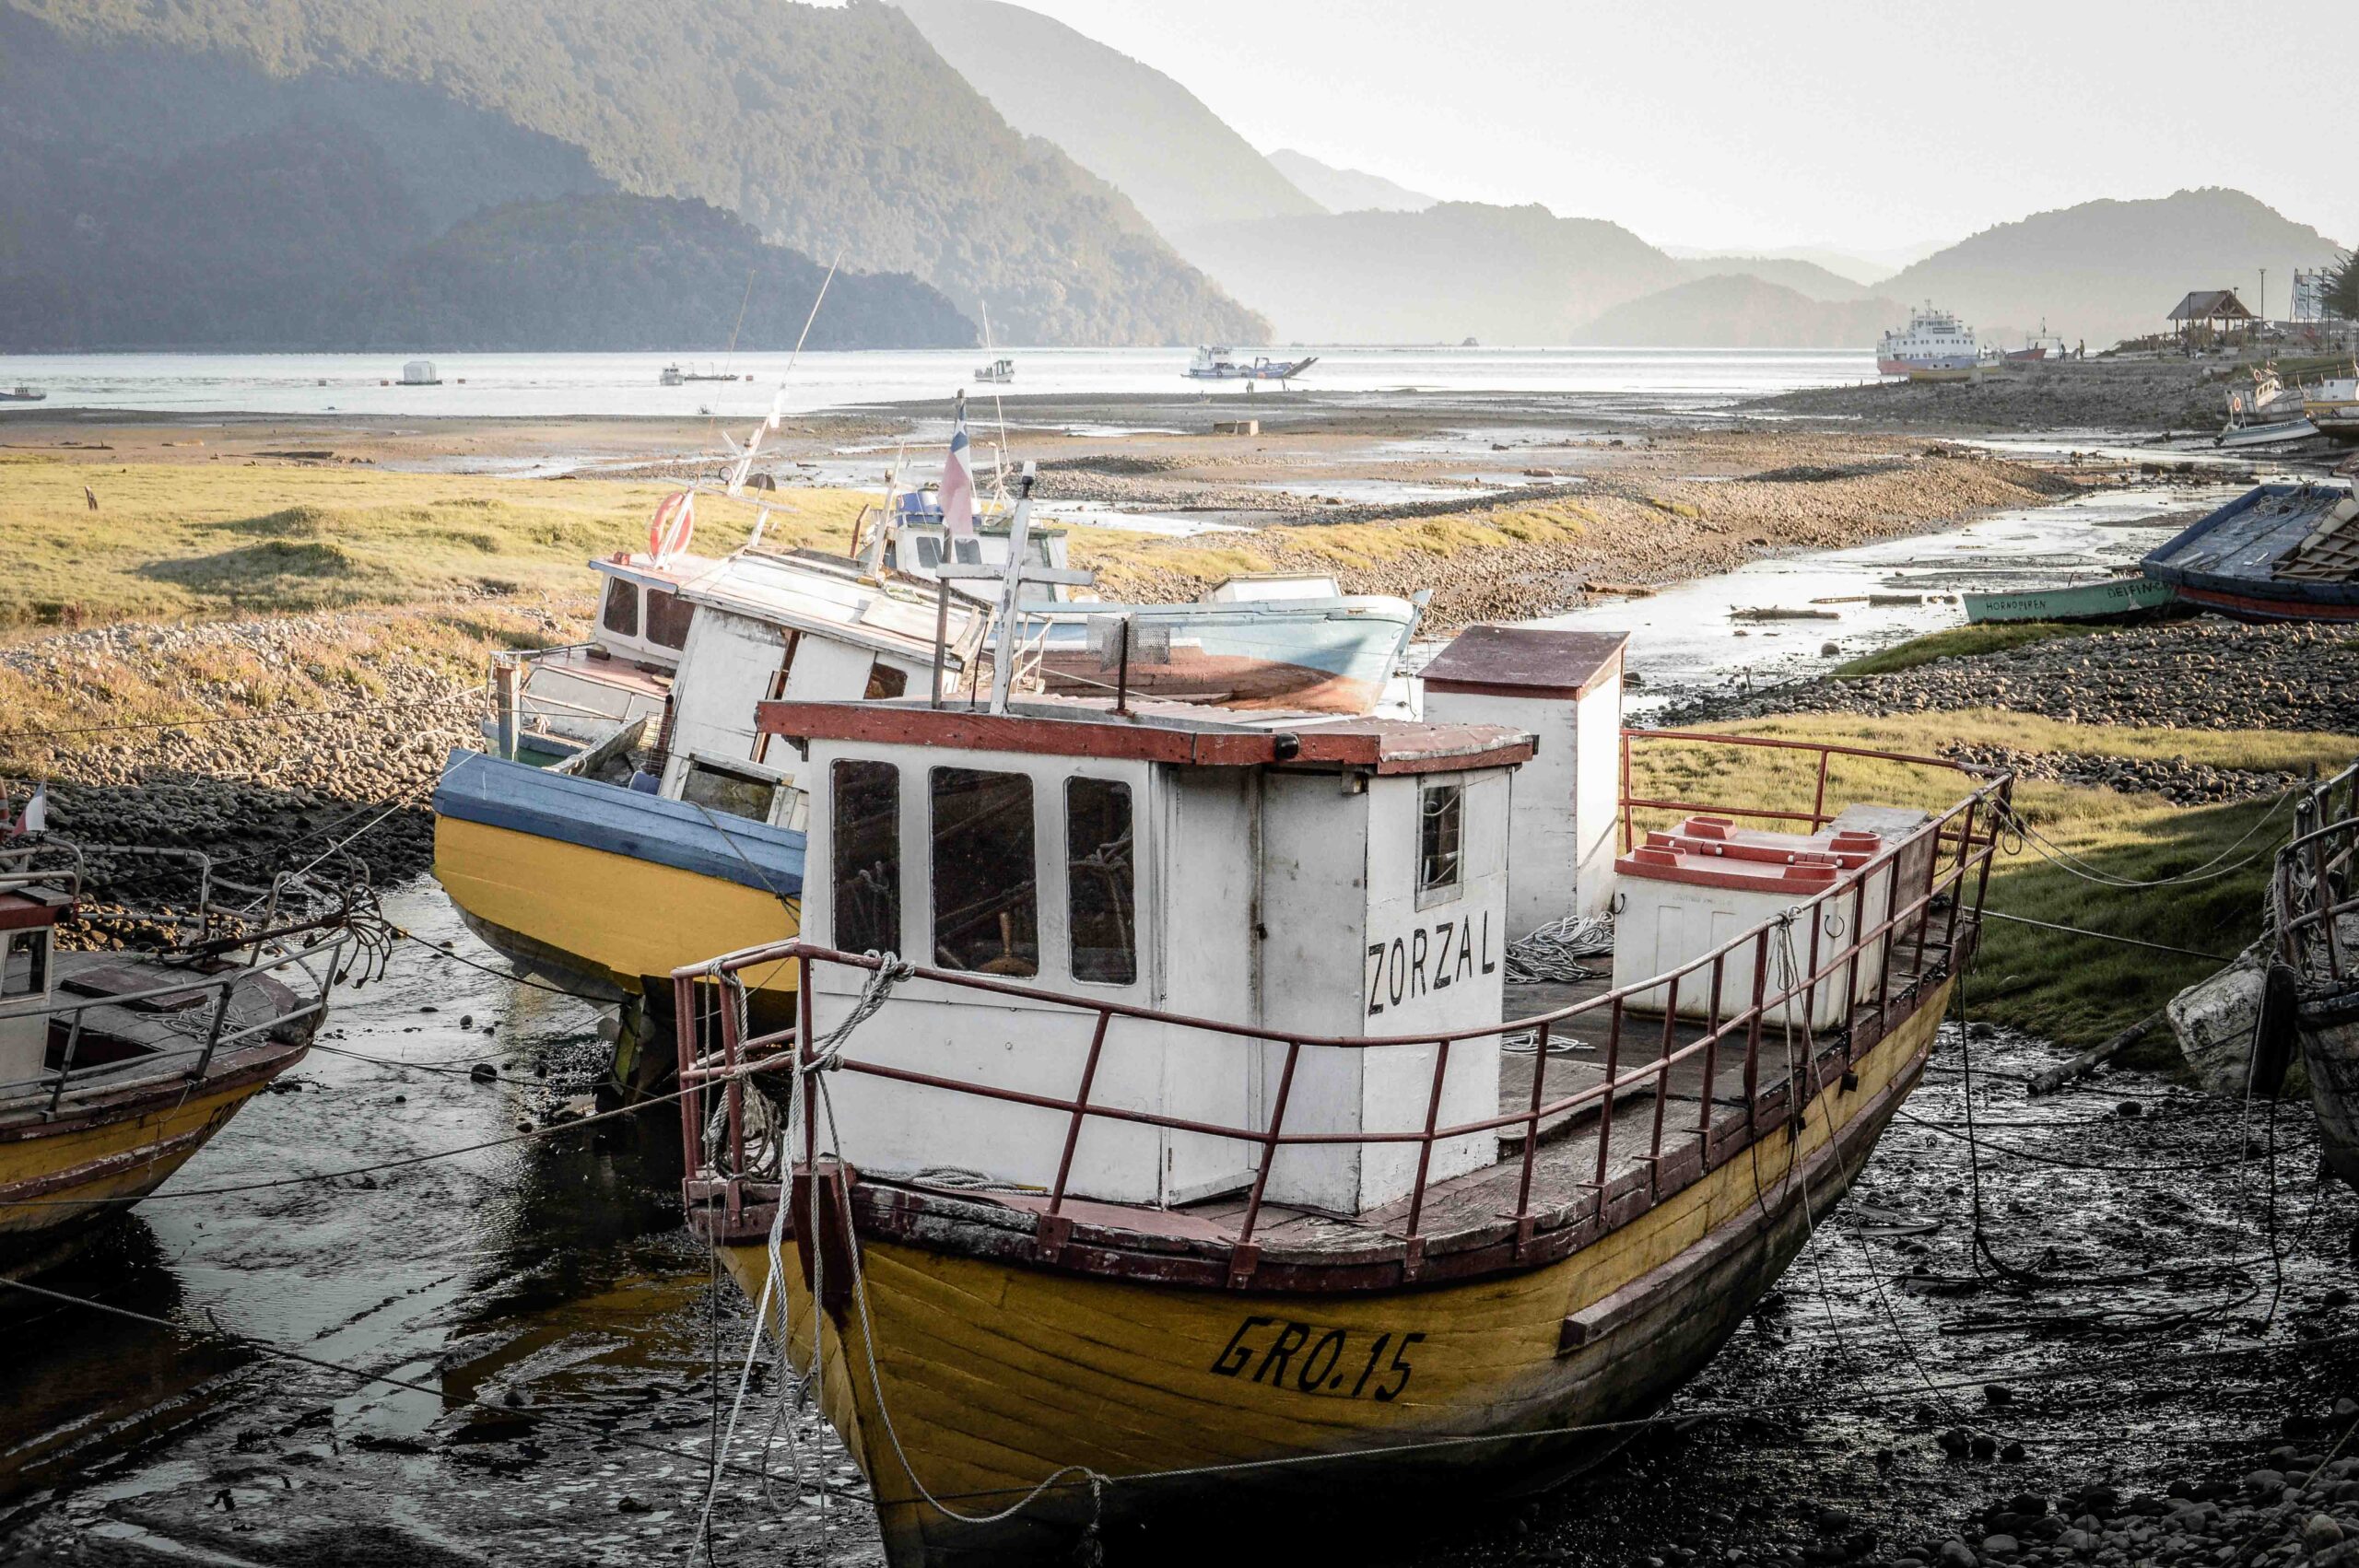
xmin=1006 ymin=0 xmax=2355 ymax=260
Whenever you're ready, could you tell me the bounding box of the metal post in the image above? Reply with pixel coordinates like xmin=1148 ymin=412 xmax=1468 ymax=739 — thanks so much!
xmin=1514 ymin=1020 xmax=1551 ymax=1230
xmin=1743 ymin=929 xmax=1770 ymax=1132
xmin=1404 ymin=1039 xmax=1453 ymax=1241
xmin=1236 ymin=1041 xmax=1300 ymax=1249
xmin=188 ymin=984 xmax=233 ymax=1082
xmin=1047 ymin=1011 xmax=1112 ymax=1216
xmin=1113 ymin=618 xmax=1133 ymax=716
xmin=930 ymin=578 xmax=951 ymax=709
xmin=1648 ymin=976 xmax=1678 ymax=1172
xmin=1594 ymin=999 xmax=1624 ymax=1191
xmin=493 ymin=659 xmax=521 ymax=762
xmin=1697 ymin=954 xmax=1726 ymax=1151
xmin=45 ymin=1011 xmax=84 ymax=1117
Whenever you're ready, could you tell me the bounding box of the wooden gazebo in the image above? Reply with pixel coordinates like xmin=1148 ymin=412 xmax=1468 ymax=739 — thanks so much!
xmin=2167 ymin=288 xmax=2257 ymax=347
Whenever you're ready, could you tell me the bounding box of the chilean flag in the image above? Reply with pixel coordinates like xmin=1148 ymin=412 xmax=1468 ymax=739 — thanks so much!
xmin=940 ymin=405 xmax=977 ymax=540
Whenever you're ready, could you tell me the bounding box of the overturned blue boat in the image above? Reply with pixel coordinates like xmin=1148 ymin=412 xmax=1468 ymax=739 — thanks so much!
xmin=2141 ymin=482 xmax=2359 ymax=624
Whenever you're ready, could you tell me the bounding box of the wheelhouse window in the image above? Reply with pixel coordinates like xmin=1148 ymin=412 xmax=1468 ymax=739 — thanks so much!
xmin=1417 ymin=782 xmax=1463 ymax=904
xmin=831 ymin=760 xmax=900 ymax=954
xmin=910 ymin=533 xmax=943 ymax=569
xmin=644 ymin=587 xmax=695 ymax=650
xmin=680 ymin=760 xmax=776 ymax=823
xmin=600 ymin=577 xmax=640 ymax=638
xmin=951 ymin=536 xmax=984 ymax=566
xmin=931 ymin=767 xmax=1038 ymax=976
xmin=863 ymin=662 xmax=909 ymax=700
xmin=2 ymin=929 xmax=48 ymax=998
xmin=1066 ymin=778 xmax=1135 ymax=985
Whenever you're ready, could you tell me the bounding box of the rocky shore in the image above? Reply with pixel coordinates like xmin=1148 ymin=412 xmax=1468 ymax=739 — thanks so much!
xmin=1 ymin=611 xmax=544 ymax=910
xmin=1688 ymin=619 xmax=2359 ymax=740
xmin=1744 ymin=360 xmax=2226 ymax=436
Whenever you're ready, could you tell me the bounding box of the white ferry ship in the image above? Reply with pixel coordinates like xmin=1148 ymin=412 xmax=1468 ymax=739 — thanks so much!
xmin=1876 ymin=304 xmax=1979 ymax=376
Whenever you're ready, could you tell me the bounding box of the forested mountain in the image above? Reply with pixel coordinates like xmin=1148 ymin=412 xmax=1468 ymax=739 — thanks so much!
xmin=1264 ymin=150 xmax=1435 ymax=215
xmin=0 ymin=0 xmax=1264 ymax=345
xmin=892 ymin=0 xmax=1322 ymax=233
xmin=1575 ymin=275 xmax=1907 ymax=348
xmin=0 ymin=117 xmax=971 ymax=350
xmin=1884 ymin=188 xmax=2346 ymax=345
xmin=1169 ymin=204 xmax=1683 ymax=344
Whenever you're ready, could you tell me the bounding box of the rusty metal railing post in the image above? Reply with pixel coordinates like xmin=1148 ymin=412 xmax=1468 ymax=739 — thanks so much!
xmin=1967 ymin=782 xmax=2007 ymax=930
xmin=187 ymin=984 xmax=233 ymax=1082
xmin=44 ymin=1011 xmax=84 ymax=1118
xmin=1743 ymin=928 xmax=1770 ymax=1133
xmin=1696 ymin=954 xmax=1727 ymax=1153
xmin=1620 ymin=731 xmax=1636 ymax=852
xmin=2316 ymin=830 xmax=2347 ymax=981
xmin=1648 ymin=975 xmax=1679 ymax=1179
xmin=1594 ymin=998 xmax=1624 ymax=1191
xmin=722 ymin=971 xmax=748 ymax=1188
xmin=796 ymin=954 xmax=816 ymax=1167
xmin=1047 ymin=1010 xmax=1112 ymax=1217
xmin=1235 ymin=1040 xmax=1300 ymax=1250
xmin=1943 ymin=797 xmax=1979 ymax=954
xmin=1811 ymin=747 xmax=1832 ymax=828
xmin=1404 ymin=1039 xmax=1454 ymax=1242
xmin=1513 ymin=1020 xmax=1551 ymax=1234
xmin=675 ymin=972 xmax=700 ymax=1183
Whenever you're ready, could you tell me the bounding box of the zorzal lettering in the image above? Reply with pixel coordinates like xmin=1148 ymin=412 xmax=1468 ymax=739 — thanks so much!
xmin=1364 ymin=910 xmax=1496 ymax=1015
xmin=1209 ymin=1316 xmax=1427 ymax=1401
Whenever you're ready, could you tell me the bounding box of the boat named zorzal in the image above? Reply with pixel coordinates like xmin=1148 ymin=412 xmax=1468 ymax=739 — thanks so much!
xmin=671 ymin=620 xmax=2008 ymax=1565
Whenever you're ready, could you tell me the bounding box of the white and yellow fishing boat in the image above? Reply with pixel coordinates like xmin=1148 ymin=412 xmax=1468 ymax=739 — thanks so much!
xmin=1 ymin=854 xmax=357 ymax=1275
xmin=671 ymin=626 xmax=2008 ymax=1565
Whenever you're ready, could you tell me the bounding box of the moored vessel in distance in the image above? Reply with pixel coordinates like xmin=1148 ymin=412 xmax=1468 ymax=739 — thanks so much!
xmin=975 ymin=357 xmax=1015 ymax=384
xmin=660 ymin=362 xmax=685 ymax=386
xmin=1184 ymin=345 xmax=1319 ymax=383
xmin=674 ymin=624 xmax=2006 ymax=1565
xmin=398 ymin=358 xmax=441 ymax=386
xmin=0 ymin=386 xmax=45 ymax=403
xmin=2142 ymin=481 xmax=2359 ymax=622
xmin=1876 ymin=304 xmax=1978 ymax=377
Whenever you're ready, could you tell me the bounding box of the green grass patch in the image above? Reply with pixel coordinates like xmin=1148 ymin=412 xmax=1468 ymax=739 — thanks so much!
xmin=1834 ymin=621 xmax=2105 ymax=675
xmin=0 ymin=457 xmax=872 ymax=630
xmin=1629 ymin=711 xmax=2350 ymax=1058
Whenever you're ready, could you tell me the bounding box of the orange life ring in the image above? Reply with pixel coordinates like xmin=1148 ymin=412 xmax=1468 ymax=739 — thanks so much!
xmin=649 ymin=491 xmax=695 ymax=561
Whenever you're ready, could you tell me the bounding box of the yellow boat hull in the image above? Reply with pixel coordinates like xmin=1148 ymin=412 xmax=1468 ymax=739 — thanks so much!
xmin=2 ymin=1077 xmax=273 ymax=1261
xmin=431 ymin=814 xmax=802 ymax=1001
xmin=719 ymin=978 xmax=1950 ymax=1565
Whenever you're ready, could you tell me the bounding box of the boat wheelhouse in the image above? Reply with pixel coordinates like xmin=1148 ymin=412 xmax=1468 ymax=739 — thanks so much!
xmin=432 ymin=547 xmax=992 ymax=1039
xmin=1875 ymin=304 xmax=1978 ymax=377
xmin=673 ymin=630 xmax=2007 ymax=1565
xmin=2306 ymin=375 xmax=2359 ymax=441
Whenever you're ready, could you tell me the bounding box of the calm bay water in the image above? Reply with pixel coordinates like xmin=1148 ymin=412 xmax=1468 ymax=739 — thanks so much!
xmin=0 ymin=346 xmax=1878 ymax=419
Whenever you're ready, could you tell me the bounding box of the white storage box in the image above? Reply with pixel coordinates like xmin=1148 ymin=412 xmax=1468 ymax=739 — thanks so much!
xmin=1610 ymin=814 xmax=1892 ymax=1032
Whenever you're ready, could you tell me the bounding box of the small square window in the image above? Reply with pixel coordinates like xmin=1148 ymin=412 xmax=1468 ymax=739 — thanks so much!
xmin=1417 ymin=783 xmax=1462 ymax=904
xmin=600 ymin=577 xmax=640 ymax=638
xmin=3 ymin=930 xmax=48 ymax=998
xmin=680 ymin=761 xmax=776 ymax=823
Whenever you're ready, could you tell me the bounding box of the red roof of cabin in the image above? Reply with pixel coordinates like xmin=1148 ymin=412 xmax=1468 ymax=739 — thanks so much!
xmin=756 ymin=696 xmax=1534 ymax=776
xmin=1418 ymin=625 xmax=1628 ymax=699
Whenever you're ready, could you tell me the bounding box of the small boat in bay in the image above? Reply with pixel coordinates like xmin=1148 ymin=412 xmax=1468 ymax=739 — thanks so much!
xmin=1184 ymin=345 xmax=1317 ymax=384
xmin=1 ymin=852 xmax=362 ymax=1275
xmin=1961 ymin=573 xmax=2177 ymax=625
xmin=671 ymin=625 xmax=2007 ymax=1565
xmin=0 ymin=386 xmax=46 ymax=404
xmin=2272 ymin=762 xmax=2359 ymax=1190
xmin=2142 ymin=481 xmax=2359 ymax=623
xmin=975 ymin=357 xmax=1015 ymax=385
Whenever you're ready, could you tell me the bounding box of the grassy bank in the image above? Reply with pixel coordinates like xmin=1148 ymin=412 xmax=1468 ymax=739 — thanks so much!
xmin=1628 ymin=710 xmax=2348 ymax=1058
xmin=0 ymin=454 xmax=866 ymax=628
xmin=1833 ymin=621 xmax=2104 ymax=675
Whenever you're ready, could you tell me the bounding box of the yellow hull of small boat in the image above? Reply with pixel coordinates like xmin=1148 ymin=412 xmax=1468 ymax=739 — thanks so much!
xmin=721 ymin=979 xmax=1951 ymax=1565
xmin=431 ymin=815 xmax=801 ymax=999
xmin=1 ymin=1078 xmax=268 ymax=1246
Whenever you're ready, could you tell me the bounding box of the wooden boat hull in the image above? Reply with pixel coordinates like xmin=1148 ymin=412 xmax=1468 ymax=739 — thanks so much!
xmin=2297 ymin=986 xmax=2359 ymax=1191
xmin=719 ymin=977 xmax=1949 ymax=1566
xmin=0 ymin=1050 xmax=298 ymax=1262
xmin=1962 ymin=577 xmax=2177 ymax=624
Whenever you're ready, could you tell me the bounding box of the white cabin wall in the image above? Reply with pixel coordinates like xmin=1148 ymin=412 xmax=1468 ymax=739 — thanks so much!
xmin=802 ymin=740 xmax=1174 ymax=1203
xmin=1356 ymin=771 xmax=1507 ymax=1205
xmin=662 ymin=611 xmax=792 ymax=794
xmin=1572 ymin=680 xmax=1624 ymax=917
xmin=1422 ymin=689 xmax=1578 ymax=940
xmin=1254 ymin=770 xmax=1373 ymax=1212
xmin=780 ymin=638 xmax=874 ymax=704
xmin=1152 ymin=767 xmax=1264 ymax=1202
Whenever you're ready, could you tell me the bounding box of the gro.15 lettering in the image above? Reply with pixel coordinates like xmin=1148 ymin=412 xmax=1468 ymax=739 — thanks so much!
xmin=1208 ymin=1316 xmax=1427 ymax=1401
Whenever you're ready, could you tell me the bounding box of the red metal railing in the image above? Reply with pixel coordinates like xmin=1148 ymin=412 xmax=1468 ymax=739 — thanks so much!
xmin=676 ymin=733 xmax=2011 ymax=1258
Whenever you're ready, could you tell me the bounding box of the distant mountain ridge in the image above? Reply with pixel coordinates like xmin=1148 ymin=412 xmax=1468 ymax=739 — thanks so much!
xmin=0 ymin=113 xmax=974 ymax=351
xmin=1265 ymin=150 xmax=1435 ymax=214
xmin=1577 ymin=275 xmax=1906 ymax=348
xmin=891 ymin=0 xmax=1321 ymax=234
xmin=1170 ymin=203 xmax=1683 ymax=344
xmin=1673 ymin=257 xmax=1872 ymax=303
xmin=0 ymin=0 xmax=1264 ymax=345
xmin=1885 ymin=188 xmax=2347 ymax=345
